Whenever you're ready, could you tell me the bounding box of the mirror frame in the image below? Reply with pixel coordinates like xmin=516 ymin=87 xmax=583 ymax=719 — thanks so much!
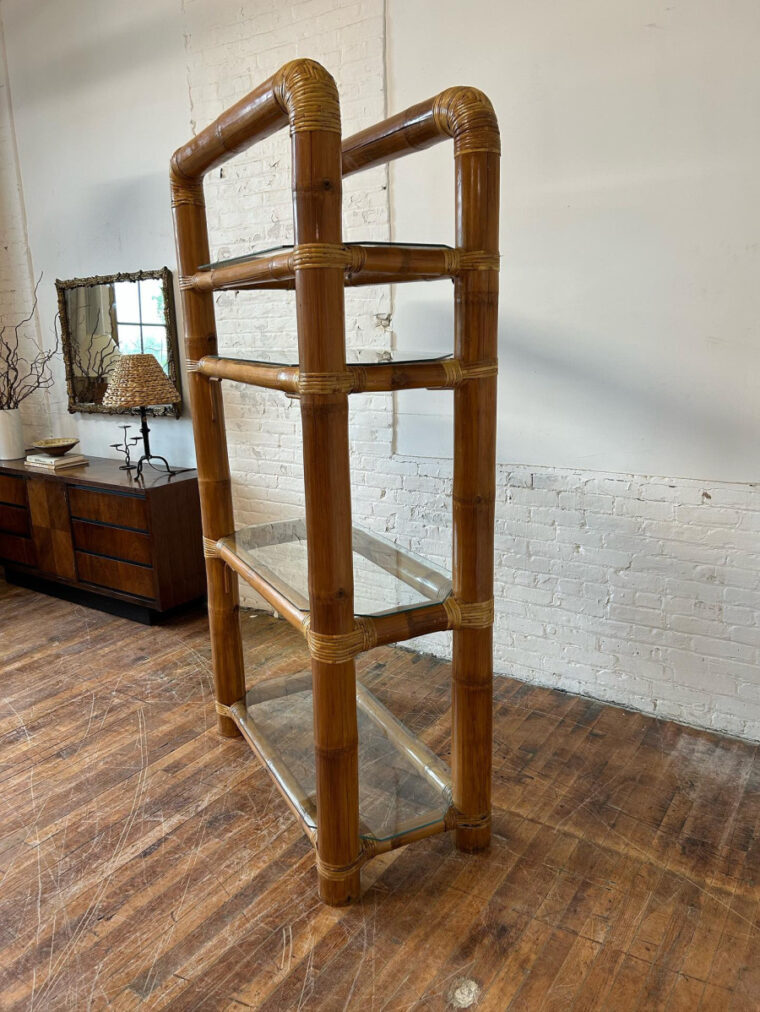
xmin=56 ymin=267 xmax=182 ymax=418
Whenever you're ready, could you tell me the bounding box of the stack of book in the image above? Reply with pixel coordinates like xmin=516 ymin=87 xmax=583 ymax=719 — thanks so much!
xmin=25 ymin=453 xmax=89 ymax=471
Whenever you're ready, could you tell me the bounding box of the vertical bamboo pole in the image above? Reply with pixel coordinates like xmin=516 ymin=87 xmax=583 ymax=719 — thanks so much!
xmin=282 ymin=62 xmax=361 ymax=905
xmin=448 ymin=90 xmax=500 ymax=851
xmin=171 ymin=169 xmax=245 ymax=738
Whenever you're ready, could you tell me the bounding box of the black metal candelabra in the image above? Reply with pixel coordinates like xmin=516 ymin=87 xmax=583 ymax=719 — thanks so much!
xmin=110 ymin=425 xmax=140 ymax=472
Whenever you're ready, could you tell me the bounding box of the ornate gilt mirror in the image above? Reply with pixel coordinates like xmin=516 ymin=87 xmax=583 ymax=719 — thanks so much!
xmin=56 ymin=267 xmax=182 ymax=417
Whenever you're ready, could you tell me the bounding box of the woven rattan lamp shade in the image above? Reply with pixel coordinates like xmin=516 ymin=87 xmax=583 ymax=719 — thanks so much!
xmin=102 ymin=354 xmax=180 ymax=409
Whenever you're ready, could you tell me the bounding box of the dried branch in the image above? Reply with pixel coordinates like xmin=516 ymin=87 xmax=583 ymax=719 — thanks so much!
xmin=70 ymin=308 xmax=119 ymax=383
xmin=0 ymin=274 xmax=58 ymax=410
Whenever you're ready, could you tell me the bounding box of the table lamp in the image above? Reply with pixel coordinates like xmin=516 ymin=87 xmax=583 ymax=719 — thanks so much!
xmin=102 ymin=353 xmax=181 ymax=480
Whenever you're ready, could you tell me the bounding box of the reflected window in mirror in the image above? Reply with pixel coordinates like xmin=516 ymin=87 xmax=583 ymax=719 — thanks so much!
xmin=56 ymin=268 xmax=182 ymax=417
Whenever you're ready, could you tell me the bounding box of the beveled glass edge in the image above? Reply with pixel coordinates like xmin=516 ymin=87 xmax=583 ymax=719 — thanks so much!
xmin=231 ymin=695 xmax=318 ymax=833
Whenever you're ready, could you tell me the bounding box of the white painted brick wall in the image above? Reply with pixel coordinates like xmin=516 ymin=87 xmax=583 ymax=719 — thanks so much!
xmin=189 ymin=1 xmax=760 ymax=743
xmin=0 ymin=28 xmax=49 ymax=440
xmin=397 ymin=464 xmax=760 ymax=742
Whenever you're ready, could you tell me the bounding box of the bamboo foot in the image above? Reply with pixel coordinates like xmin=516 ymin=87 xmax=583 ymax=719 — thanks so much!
xmin=318 ymin=868 xmax=361 ymax=906
xmin=455 ymin=824 xmax=491 ymax=853
xmin=216 ymin=713 xmax=242 ymax=738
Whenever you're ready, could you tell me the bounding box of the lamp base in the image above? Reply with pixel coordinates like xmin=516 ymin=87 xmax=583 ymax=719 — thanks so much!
xmin=135 ymin=453 xmax=177 ymax=481
xmin=131 ymin=406 xmax=177 ymax=480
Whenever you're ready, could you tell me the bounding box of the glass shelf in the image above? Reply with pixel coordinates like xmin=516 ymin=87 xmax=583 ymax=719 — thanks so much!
xmin=221 ymin=517 xmax=452 ymax=617
xmin=212 ymin=351 xmax=452 ymax=367
xmin=200 ymin=241 xmax=455 ymax=272
xmin=239 ymin=671 xmax=452 ymax=842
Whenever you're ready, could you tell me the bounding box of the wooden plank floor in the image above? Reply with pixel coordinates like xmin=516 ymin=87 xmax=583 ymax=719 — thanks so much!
xmin=0 ymin=576 xmax=758 ymax=1010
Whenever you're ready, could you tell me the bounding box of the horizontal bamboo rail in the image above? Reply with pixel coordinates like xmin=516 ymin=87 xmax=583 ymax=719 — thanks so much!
xmin=182 ymin=243 xmax=497 ymax=292
xmin=227 ymin=700 xmax=318 ymax=840
xmin=365 ymin=601 xmax=451 ymax=647
xmin=356 ymin=684 xmax=452 ymax=796
xmin=171 ymin=64 xmax=324 ymax=183
xmin=215 ymin=539 xmax=307 ymax=630
xmin=189 ymin=358 xmax=301 ymax=393
xmin=187 ymin=355 xmax=497 ymax=393
xmin=342 ymin=87 xmax=501 ymax=175
xmin=363 ymin=813 xmax=453 ymax=856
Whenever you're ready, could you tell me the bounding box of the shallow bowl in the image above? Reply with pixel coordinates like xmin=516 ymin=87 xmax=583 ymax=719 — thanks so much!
xmin=31 ymin=437 xmax=80 ymax=457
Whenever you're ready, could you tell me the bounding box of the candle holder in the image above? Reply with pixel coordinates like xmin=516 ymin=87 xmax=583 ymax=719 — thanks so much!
xmin=110 ymin=424 xmax=140 ymax=472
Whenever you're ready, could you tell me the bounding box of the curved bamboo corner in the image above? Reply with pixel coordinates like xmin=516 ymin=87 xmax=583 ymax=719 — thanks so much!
xmin=171 ymin=58 xmax=499 ymax=905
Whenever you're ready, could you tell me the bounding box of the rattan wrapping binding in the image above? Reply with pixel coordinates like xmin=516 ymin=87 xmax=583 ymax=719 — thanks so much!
xmin=273 ymin=60 xmax=341 ymax=135
xmin=457 ymin=250 xmax=501 ymax=271
xmin=290 ymin=243 xmax=352 ymax=270
xmin=461 ymin=361 xmax=498 ymax=381
xmin=432 ymin=87 xmax=501 ymax=158
xmin=443 ymin=808 xmax=460 ymax=831
xmin=443 ymin=597 xmax=494 ymax=629
xmin=314 ymin=847 xmax=368 ymax=882
xmin=301 ymin=616 xmax=378 ymax=663
xmin=170 ymin=173 xmax=206 ymax=209
xmin=455 ymin=811 xmax=491 ymax=831
xmin=203 ymin=537 xmax=220 ymax=558
xmin=441 ymin=361 xmax=498 ymax=386
xmin=296 ymin=371 xmax=354 ymax=395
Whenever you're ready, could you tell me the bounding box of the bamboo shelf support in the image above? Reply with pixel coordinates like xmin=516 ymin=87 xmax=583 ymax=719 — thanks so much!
xmin=171 ymin=58 xmax=499 ymax=906
xmin=181 ymin=242 xmax=498 ymax=293
xmin=186 ymin=355 xmax=498 ymax=394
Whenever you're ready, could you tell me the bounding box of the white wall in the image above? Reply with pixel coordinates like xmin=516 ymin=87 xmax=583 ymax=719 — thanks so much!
xmin=1 ymin=0 xmax=196 ymax=464
xmin=389 ymin=0 xmax=760 ymax=484
xmin=0 ymin=22 xmax=48 ymax=441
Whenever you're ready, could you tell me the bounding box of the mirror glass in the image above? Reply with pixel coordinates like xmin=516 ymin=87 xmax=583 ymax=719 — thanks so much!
xmin=56 ymin=268 xmax=182 ymax=417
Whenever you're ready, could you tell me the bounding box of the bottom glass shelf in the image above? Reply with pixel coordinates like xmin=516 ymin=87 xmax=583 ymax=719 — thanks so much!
xmin=236 ymin=671 xmax=452 ymax=843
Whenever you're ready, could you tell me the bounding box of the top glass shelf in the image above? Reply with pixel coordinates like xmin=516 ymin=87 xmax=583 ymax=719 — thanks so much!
xmin=221 ymin=517 xmax=452 ymax=617
xmin=211 ymin=351 xmax=452 ymax=368
xmin=199 ymin=241 xmax=455 ymax=272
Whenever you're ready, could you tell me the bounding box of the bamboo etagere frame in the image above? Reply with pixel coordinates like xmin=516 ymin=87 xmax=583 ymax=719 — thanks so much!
xmin=171 ymin=59 xmax=499 ymax=905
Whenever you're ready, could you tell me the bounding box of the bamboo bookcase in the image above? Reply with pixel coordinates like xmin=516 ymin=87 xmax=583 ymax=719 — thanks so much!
xmin=171 ymin=59 xmax=499 ymax=905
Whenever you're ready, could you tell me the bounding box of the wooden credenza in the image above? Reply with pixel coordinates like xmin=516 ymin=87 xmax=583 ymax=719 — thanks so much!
xmin=0 ymin=457 xmax=206 ymax=622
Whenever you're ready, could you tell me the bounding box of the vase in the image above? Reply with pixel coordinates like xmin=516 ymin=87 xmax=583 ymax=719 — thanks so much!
xmin=0 ymin=408 xmax=26 ymax=460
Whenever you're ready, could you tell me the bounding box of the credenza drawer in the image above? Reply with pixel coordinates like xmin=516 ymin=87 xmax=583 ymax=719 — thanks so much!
xmin=0 ymin=503 xmax=30 ymax=537
xmin=71 ymin=520 xmax=153 ymax=566
xmin=75 ymin=551 xmax=156 ymax=599
xmin=0 ymin=532 xmax=36 ymax=568
xmin=0 ymin=474 xmax=27 ymax=507
xmin=68 ymin=487 xmax=149 ymax=532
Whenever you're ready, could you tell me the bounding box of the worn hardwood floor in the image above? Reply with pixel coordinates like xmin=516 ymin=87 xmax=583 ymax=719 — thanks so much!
xmin=0 ymin=576 xmax=758 ymax=1010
